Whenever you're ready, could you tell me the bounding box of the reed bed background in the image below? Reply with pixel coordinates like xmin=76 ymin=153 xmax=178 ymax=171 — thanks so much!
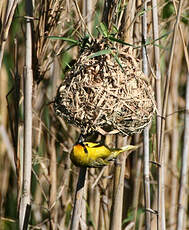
xmin=0 ymin=0 xmax=189 ymax=229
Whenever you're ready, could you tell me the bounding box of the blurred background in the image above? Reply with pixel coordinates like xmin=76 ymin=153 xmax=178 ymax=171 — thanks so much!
xmin=0 ymin=0 xmax=189 ymax=229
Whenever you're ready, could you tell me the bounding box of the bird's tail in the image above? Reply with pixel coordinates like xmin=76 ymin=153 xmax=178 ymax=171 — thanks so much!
xmin=121 ymin=145 xmax=138 ymax=152
xmin=107 ymin=145 xmax=138 ymax=161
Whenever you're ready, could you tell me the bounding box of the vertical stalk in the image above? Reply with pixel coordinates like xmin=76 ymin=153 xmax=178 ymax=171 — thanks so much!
xmin=110 ymin=1 xmax=136 ymax=229
xmin=0 ymin=0 xmax=18 ymax=69
xmin=151 ymin=0 xmax=162 ymax=150
xmin=142 ymin=1 xmax=151 ymax=229
xmin=143 ymin=129 xmax=151 ymax=230
xmin=19 ymin=0 xmax=33 ymax=229
xmin=82 ymin=1 xmax=95 ymax=228
xmin=102 ymin=0 xmax=114 ymax=28
xmin=70 ymin=167 xmax=87 ymax=230
xmin=168 ymin=26 xmax=183 ymax=229
xmin=131 ymin=136 xmax=142 ymax=227
xmin=177 ymin=73 xmax=189 ymax=230
xmin=82 ymin=0 xmax=94 ymax=33
xmin=49 ymin=136 xmax=57 ymax=230
xmin=110 ymin=137 xmax=127 ymax=230
xmin=151 ymin=0 xmax=162 ymax=229
xmin=158 ymin=0 xmax=183 ymax=229
xmin=81 ymin=171 xmax=88 ymax=229
xmin=48 ymin=56 xmax=59 ymax=230
xmin=123 ymin=0 xmax=136 ymax=42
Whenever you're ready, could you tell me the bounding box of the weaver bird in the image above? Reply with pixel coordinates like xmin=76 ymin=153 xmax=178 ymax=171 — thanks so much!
xmin=70 ymin=137 xmax=138 ymax=167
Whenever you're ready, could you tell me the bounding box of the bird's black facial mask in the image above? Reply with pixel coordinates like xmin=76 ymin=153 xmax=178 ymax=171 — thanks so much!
xmin=76 ymin=134 xmax=88 ymax=154
xmin=76 ymin=134 xmax=84 ymax=145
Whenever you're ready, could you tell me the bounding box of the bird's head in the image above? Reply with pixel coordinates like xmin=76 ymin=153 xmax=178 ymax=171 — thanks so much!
xmin=76 ymin=134 xmax=85 ymax=146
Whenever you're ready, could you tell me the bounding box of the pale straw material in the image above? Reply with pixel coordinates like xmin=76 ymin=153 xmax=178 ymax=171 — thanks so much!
xmin=54 ymin=40 xmax=156 ymax=136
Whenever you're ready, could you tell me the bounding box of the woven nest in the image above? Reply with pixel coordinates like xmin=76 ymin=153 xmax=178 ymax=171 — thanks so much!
xmin=54 ymin=39 xmax=156 ymax=136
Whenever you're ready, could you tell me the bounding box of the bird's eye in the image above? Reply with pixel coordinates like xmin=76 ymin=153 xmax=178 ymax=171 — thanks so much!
xmin=85 ymin=143 xmax=89 ymax=146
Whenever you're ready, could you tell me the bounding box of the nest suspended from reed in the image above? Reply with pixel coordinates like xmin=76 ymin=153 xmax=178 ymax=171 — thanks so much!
xmin=54 ymin=39 xmax=156 ymax=136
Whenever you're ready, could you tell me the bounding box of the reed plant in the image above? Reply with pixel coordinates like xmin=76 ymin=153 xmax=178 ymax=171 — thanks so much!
xmin=0 ymin=0 xmax=189 ymax=229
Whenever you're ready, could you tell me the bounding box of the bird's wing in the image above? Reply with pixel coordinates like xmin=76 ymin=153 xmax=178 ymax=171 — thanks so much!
xmin=84 ymin=142 xmax=107 ymax=148
xmin=105 ymin=145 xmax=138 ymax=161
xmin=121 ymin=145 xmax=138 ymax=152
xmin=87 ymin=158 xmax=109 ymax=167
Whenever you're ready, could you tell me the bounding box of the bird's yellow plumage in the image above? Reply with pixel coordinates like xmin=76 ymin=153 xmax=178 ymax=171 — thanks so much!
xmin=70 ymin=141 xmax=138 ymax=167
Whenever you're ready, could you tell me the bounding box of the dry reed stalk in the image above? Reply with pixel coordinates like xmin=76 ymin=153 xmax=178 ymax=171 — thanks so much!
xmin=88 ymin=151 xmax=101 ymax=228
xmin=172 ymin=0 xmax=189 ymax=72
xmin=163 ymin=133 xmax=171 ymax=213
xmin=82 ymin=0 xmax=97 ymax=34
xmin=88 ymin=168 xmax=101 ymax=230
xmin=19 ymin=0 xmax=33 ymax=228
xmin=93 ymin=185 xmax=101 ymax=229
xmin=32 ymin=178 xmax=43 ymax=224
xmin=124 ymin=222 xmax=135 ymax=230
xmin=73 ymin=0 xmax=93 ymax=39
xmin=94 ymin=158 xmax=112 ymax=228
xmin=122 ymin=3 xmax=138 ymax=223
xmin=59 ymin=127 xmax=75 ymax=229
xmin=175 ymin=9 xmax=189 ymax=227
xmin=123 ymin=0 xmax=136 ymax=43
xmin=0 ymin=0 xmax=6 ymax=20
xmin=68 ymin=1 xmax=94 ymax=228
xmin=158 ymin=0 xmax=184 ymax=229
xmin=110 ymin=136 xmax=127 ymax=230
xmin=130 ymin=1 xmax=143 ymax=223
xmin=0 ymin=125 xmax=15 ymax=172
xmin=0 ymin=145 xmax=11 ymax=222
xmin=138 ymin=195 xmax=145 ymax=229
xmin=168 ymin=29 xmax=183 ymax=229
xmin=83 ymin=1 xmax=100 ymax=226
xmin=17 ymin=125 xmax=24 ymax=214
xmin=13 ymin=39 xmax=22 ymax=211
xmin=5 ymin=28 xmax=21 ymax=212
xmin=102 ymin=0 xmax=118 ymax=30
xmin=177 ymin=72 xmax=189 ymax=230
xmin=70 ymin=167 xmax=87 ymax=230
xmin=96 ymin=135 xmax=114 ymax=230
xmin=0 ymin=66 xmax=9 ymax=162
xmin=81 ymin=178 xmax=88 ymax=230
xmin=143 ymin=129 xmax=151 ymax=229
xmin=103 ymin=194 xmax=111 ymax=230
xmin=47 ymin=53 xmax=61 ymax=230
xmin=0 ymin=157 xmax=11 ymax=218
xmin=2 ymin=0 xmax=189 ymax=229
xmin=99 ymin=201 xmax=106 ymax=230
xmin=109 ymin=1 xmax=137 ymax=229
xmin=151 ymin=0 xmax=162 ymax=227
xmin=48 ymin=136 xmax=57 ymax=230
xmin=0 ymin=0 xmax=18 ymax=69
xmin=142 ymin=1 xmax=151 ymax=229
xmin=131 ymin=135 xmax=142 ymax=228
xmin=33 ymin=0 xmax=66 ymax=82
xmin=151 ymin=0 xmax=162 ymax=160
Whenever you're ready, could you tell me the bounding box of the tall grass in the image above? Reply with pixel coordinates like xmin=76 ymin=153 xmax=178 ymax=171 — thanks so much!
xmin=0 ymin=0 xmax=189 ymax=229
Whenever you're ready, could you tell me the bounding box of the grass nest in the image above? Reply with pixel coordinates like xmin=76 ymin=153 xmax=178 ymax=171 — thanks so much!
xmin=54 ymin=39 xmax=156 ymax=136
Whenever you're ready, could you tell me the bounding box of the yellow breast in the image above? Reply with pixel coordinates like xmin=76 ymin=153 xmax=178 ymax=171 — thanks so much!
xmin=70 ymin=142 xmax=111 ymax=167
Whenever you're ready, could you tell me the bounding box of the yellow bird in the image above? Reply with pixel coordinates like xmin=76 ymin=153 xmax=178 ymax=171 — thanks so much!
xmin=70 ymin=138 xmax=138 ymax=167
